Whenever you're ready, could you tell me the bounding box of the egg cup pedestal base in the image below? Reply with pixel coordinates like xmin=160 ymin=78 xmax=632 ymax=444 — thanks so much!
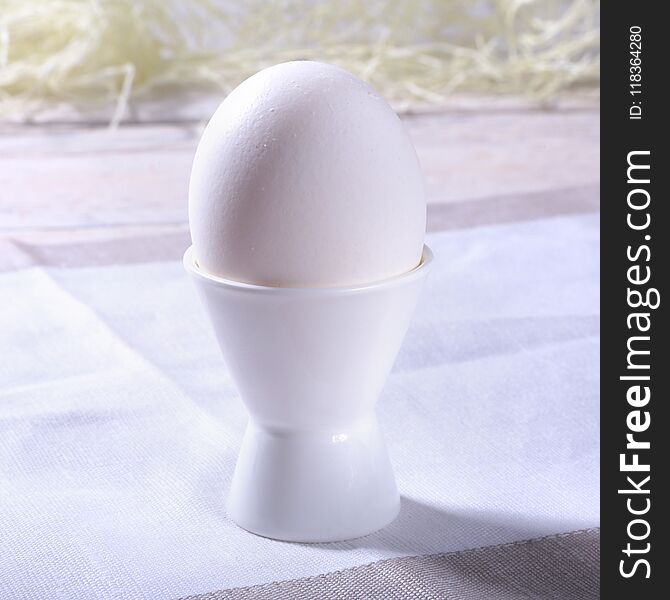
xmin=184 ymin=245 xmax=432 ymax=543
xmin=227 ymin=419 xmax=399 ymax=542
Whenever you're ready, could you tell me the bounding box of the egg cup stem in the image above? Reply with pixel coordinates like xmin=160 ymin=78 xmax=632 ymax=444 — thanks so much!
xmin=227 ymin=418 xmax=399 ymax=542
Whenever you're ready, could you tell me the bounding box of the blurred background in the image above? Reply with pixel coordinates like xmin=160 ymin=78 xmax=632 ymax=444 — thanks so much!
xmin=0 ymin=0 xmax=599 ymax=269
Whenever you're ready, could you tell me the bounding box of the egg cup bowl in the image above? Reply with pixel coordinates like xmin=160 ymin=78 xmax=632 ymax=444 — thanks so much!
xmin=184 ymin=245 xmax=432 ymax=542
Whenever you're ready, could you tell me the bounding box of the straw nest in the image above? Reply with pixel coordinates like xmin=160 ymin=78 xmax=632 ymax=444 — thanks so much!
xmin=0 ymin=0 xmax=600 ymax=125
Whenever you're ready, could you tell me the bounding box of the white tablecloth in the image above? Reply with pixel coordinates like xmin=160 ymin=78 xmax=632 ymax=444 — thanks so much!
xmin=0 ymin=214 xmax=599 ymax=599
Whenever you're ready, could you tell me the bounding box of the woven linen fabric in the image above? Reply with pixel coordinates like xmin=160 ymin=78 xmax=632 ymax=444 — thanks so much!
xmin=182 ymin=528 xmax=600 ymax=600
xmin=0 ymin=214 xmax=599 ymax=599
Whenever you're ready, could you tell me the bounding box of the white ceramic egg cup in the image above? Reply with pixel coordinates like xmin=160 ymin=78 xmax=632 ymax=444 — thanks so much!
xmin=184 ymin=245 xmax=432 ymax=542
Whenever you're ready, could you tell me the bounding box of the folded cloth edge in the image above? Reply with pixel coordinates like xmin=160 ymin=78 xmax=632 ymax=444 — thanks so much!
xmin=180 ymin=527 xmax=600 ymax=600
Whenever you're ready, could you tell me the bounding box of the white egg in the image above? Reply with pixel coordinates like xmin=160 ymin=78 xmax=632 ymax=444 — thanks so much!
xmin=188 ymin=61 xmax=426 ymax=287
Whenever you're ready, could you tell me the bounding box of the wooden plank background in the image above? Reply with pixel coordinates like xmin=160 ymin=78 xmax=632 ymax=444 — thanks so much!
xmin=0 ymin=97 xmax=599 ymax=271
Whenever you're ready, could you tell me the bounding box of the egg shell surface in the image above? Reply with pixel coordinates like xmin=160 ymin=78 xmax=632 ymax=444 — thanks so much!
xmin=189 ymin=61 xmax=426 ymax=287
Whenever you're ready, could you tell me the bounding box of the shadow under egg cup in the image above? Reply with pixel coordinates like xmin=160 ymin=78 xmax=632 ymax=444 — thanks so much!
xmin=184 ymin=245 xmax=432 ymax=542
